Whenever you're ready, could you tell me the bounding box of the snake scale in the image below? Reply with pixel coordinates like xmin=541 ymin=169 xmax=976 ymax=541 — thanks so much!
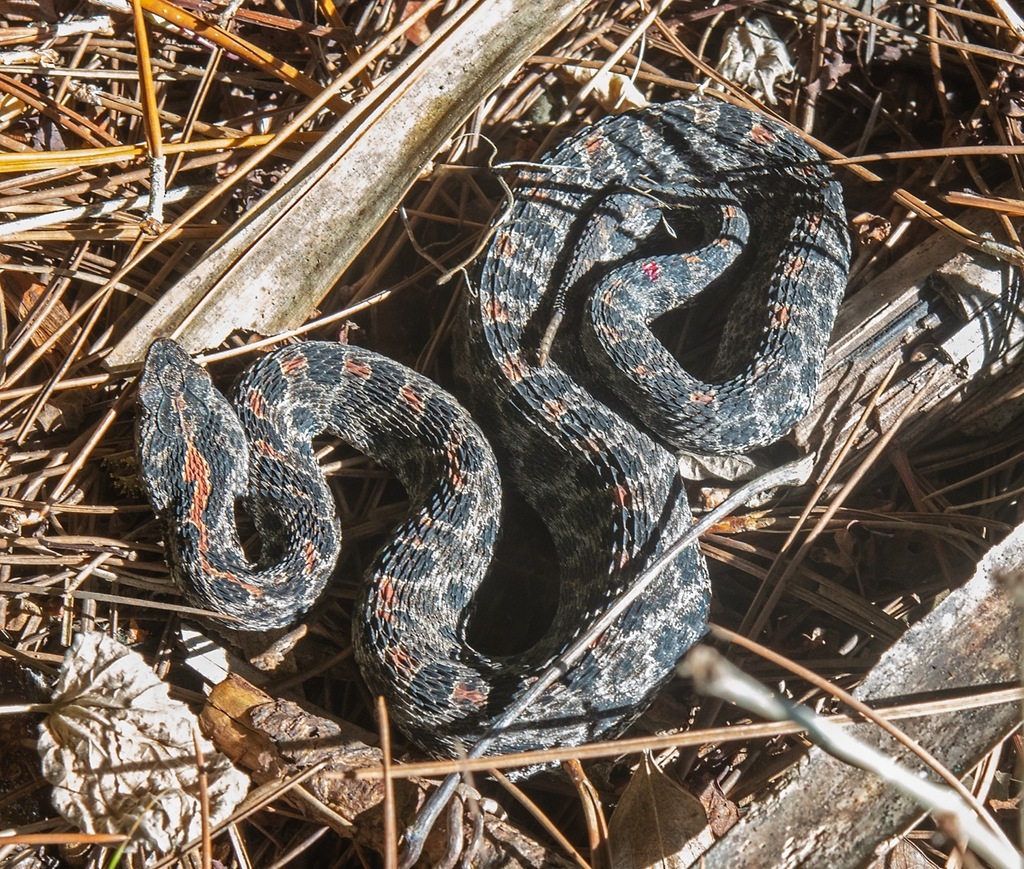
xmin=136 ymin=99 xmax=849 ymax=760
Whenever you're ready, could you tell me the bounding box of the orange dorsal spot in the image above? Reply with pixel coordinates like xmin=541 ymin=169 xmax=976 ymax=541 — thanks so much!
xmin=280 ymin=355 xmax=308 ymax=376
xmin=770 ymin=305 xmax=792 ymax=327
xmin=784 ymin=256 xmax=806 ymax=278
xmin=446 ymin=447 xmax=464 ymax=489
xmin=254 ymin=438 xmax=287 ymax=461
xmin=451 ymin=682 xmax=487 ymax=707
xmin=183 ymin=442 xmax=212 ymax=550
xmin=495 ymin=232 xmax=517 ymax=259
xmin=303 ymin=539 xmax=318 ymax=575
xmin=542 ymin=398 xmax=568 ymax=421
xmin=484 ymin=298 xmax=509 ymax=322
xmin=387 ymin=644 xmax=417 ymax=674
xmin=750 ymin=124 xmax=776 ymax=145
xmin=399 ymin=384 xmax=426 ymax=414
xmin=612 ymin=484 xmax=632 ymax=509
xmin=247 ymin=388 xmax=266 ymax=418
xmin=197 ymin=553 xmax=263 ymax=596
xmin=377 ymin=574 xmax=396 ymax=622
xmin=501 ymin=355 xmax=527 ymax=383
xmin=344 ymin=359 xmax=372 ymax=379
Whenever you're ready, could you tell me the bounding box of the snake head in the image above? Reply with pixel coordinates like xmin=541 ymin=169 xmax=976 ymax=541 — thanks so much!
xmin=138 ymin=339 xmax=212 ymax=412
xmin=136 ymin=338 xmax=249 ymax=515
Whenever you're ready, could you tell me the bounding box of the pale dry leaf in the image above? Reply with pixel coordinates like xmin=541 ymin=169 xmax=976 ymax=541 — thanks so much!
xmin=678 ymin=450 xmax=760 ymax=482
xmin=568 ymin=67 xmax=648 ymax=113
xmin=878 ymin=838 xmax=942 ymax=869
xmin=716 ymin=16 xmax=795 ymax=105
xmin=38 ymin=632 xmax=249 ymax=854
xmin=608 ymin=753 xmax=714 ymax=868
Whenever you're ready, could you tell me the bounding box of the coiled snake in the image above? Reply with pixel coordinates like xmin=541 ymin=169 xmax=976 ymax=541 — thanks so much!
xmin=136 ymin=99 xmax=849 ymax=760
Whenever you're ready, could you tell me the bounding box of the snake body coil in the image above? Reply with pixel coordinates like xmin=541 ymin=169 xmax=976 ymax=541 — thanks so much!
xmin=136 ymin=99 xmax=849 ymax=760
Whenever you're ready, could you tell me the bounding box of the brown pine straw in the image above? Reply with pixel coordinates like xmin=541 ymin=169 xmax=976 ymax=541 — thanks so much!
xmin=739 ymin=367 xmax=940 ymax=640
xmin=489 ymin=768 xmax=591 ymax=869
xmin=0 ymin=833 xmax=129 ymax=846
xmin=190 ymin=727 xmax=213 ymax=869
xmin=710 ymin=624 xmax=1013 ymax=849
xmin=129 ymin=0 xmax=163 ymax=165
xmin=378 ymin=696 xmax=398 ymax=869
xmin=563 ymin=758 xmax=611 ymax=869
xmin=341 ymin=685 xmax=1023 ymax=781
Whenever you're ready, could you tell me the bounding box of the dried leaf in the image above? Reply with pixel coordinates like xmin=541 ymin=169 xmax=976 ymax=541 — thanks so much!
xmin=805 ymin=25 xmax=853 ymax=100
xmin=401 ymin=2 xmax=434 ymax=46
xmin=677 ymin=450 xmax=761 ymax=482
xmin=568 ymin=67 xmax=648 ymax=113
xmin=608 ymin=754 xmax=714 ymax=868
xmin=717 ymin=16 xmax=794 ymax=105
xmin=0 ymin=260 xmax=79 ymax=365
xmin=852 ymin=212 xmax=893 ymax=249
xmin=38 ymin=632 xmax=249 ymax=854
xmin=694 ymin=776 xmax=739 ymax=838
xmin=878 ymin=838 xmax=942 ymax=869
